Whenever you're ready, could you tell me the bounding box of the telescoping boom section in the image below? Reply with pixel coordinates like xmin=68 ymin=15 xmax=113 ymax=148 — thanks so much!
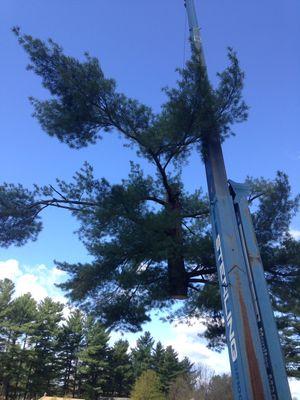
xmin=184 ymin=0 xmax=292 ymax=399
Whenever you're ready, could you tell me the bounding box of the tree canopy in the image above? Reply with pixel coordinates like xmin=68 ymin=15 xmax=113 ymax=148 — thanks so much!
xmin=0 ymin=29 xmax=299 ymax=377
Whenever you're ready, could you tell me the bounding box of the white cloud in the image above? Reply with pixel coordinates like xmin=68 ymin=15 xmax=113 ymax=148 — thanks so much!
xmin=0 ymin=259 xmax=21 ymax=280
xmin=110 ymin=331 xmax=139 ymax=351
xmin=166 ymin=319 xmax=230 ymax=374
xmin=289 ymin=379 xmax=300 ymax=399
xmin=52 ymin=267 xmax=66 ymax=277
xmin=52 ymin=294 xmax=68 ymax=304
xmin=0 ymin=258 xmax=77 ymax=326
xmin=36 ymin=264 xmax=47 ymax=272
xmin=290 ymin=229 xmax=300 ymax=240
xmin=15 ymin=273 xmax=48 ymax=301
xmin=0 ymin=259 xmax=67 ymax=304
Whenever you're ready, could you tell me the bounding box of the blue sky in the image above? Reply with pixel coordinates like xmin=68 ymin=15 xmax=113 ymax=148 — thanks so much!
xmin=1 ymin=0 xmax=300 ymax=396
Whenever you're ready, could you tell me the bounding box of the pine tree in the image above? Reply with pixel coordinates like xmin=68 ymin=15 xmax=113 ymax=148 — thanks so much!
xmin=131 ymin=370 xmax=166 ymax=400
xmin=0 ymin=279 xmax=15 ymax=353
xmin=131 ymin=332 xmax=155 ymax=379
xmin=135 ymin=338 xmax=194 ymax=394
xmin=2 ymin=29 xmax=247 ymax=308
xmin=24 ymin=298 xmax=64 ymax=398
xmin=179 ymin=356 xmax=195 ymax=385
xmin=78 ymin=318 xmax=110 ymax=400
xmin=57 ymin=309 xmax=85 ymax=396
xmin=152 ymin=342 xmax=165 ymax=376
xmin=0 ymin=281 xmax=37 ymax=400
xmin=156 ymin=346 xmax=186 ymax=394
xmin=0 ymin=27 xmax=299 ymax=372
xmin=104 ymin=339 xmax=134 ymax=397
xmin=9 ymin=294 xmax=37 ymax=399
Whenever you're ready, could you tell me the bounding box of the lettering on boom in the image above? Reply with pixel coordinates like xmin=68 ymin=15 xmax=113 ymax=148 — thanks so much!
xmin=216 ymin=234 xmax=238 ymax=363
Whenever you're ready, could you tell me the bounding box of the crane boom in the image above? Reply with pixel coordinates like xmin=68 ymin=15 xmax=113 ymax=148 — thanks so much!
xmin=184 ymin=1 xmax=292 ymax=399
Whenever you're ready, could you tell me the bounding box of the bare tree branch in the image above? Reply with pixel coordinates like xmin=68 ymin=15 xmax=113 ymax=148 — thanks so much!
xmin=189 ymin=278 xmax=218 ymax=285
xmin=49 ymin=185 xmax=68 ymax=201
xmin=248 ymin=192 xmax=264 ymax=204
xmin=28 ymin=198 xmax=98 ymax=210
xmin=143 ymin=196 xmax=167 ymax=207
xmin=181 ymin=210 xmax=210 ymax=218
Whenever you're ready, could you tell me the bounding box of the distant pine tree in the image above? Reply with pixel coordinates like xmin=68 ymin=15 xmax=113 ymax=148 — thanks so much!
xmin=155 ymin=346 xmax=186 ymax=393
xmin=57 ymin=309 xmax=85 ymax=397
xmin=131 ymin=332 xmax=154 ymax=379
xmin=78 ymin=318 xmax=110 ymax=400
xmin=25 ymin=298 xmax=64 ymax=398
xmin=0 ymin=286 xmax=37 ymax=400
xmin=104 ymin=339 xmax=134 ymax=397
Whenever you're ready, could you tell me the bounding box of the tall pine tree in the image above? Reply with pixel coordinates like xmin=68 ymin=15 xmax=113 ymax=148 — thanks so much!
xmin=24 ymin=298 xmax=64 ymax=398
xmin=78 ymin=318 xmax=110 ymax=400
xmin=131 ymin=332 xmax=155 ymax=379
xmin=104 ymin=339 xmax=134 ymax=397
xmin=57 ymin=309 xmax=85 ymax=397
xmin=0 ymin=27 xmax=298 ymax=374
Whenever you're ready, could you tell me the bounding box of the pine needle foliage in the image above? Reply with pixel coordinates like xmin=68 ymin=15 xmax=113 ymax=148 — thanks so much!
xmin=0 ymin=29 xmax=298 ymax=375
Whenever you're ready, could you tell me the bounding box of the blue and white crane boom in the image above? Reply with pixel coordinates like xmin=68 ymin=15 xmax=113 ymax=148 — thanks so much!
xmin=184 ymin=1 xmax=292 ymax=398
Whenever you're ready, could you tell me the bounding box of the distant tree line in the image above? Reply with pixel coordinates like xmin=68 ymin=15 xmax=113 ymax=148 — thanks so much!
xmin=0 ymin=279 xmax=232 ymax=400
xmin=131 ymin=367 xmax=233 ymax=400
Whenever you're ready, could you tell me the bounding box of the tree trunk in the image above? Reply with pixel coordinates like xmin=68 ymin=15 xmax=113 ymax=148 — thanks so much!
xmin=167 ymin=195 xmax=188 ymax=299
xmin=72 ymin=358 xmax=79 ymax=398
xmin=168 ymin=255 xmax=188 ymax=299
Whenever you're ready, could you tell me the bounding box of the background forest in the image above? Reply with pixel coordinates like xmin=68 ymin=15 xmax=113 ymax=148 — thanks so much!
xmin=0 ymin=279 xmax=232 ymax=400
